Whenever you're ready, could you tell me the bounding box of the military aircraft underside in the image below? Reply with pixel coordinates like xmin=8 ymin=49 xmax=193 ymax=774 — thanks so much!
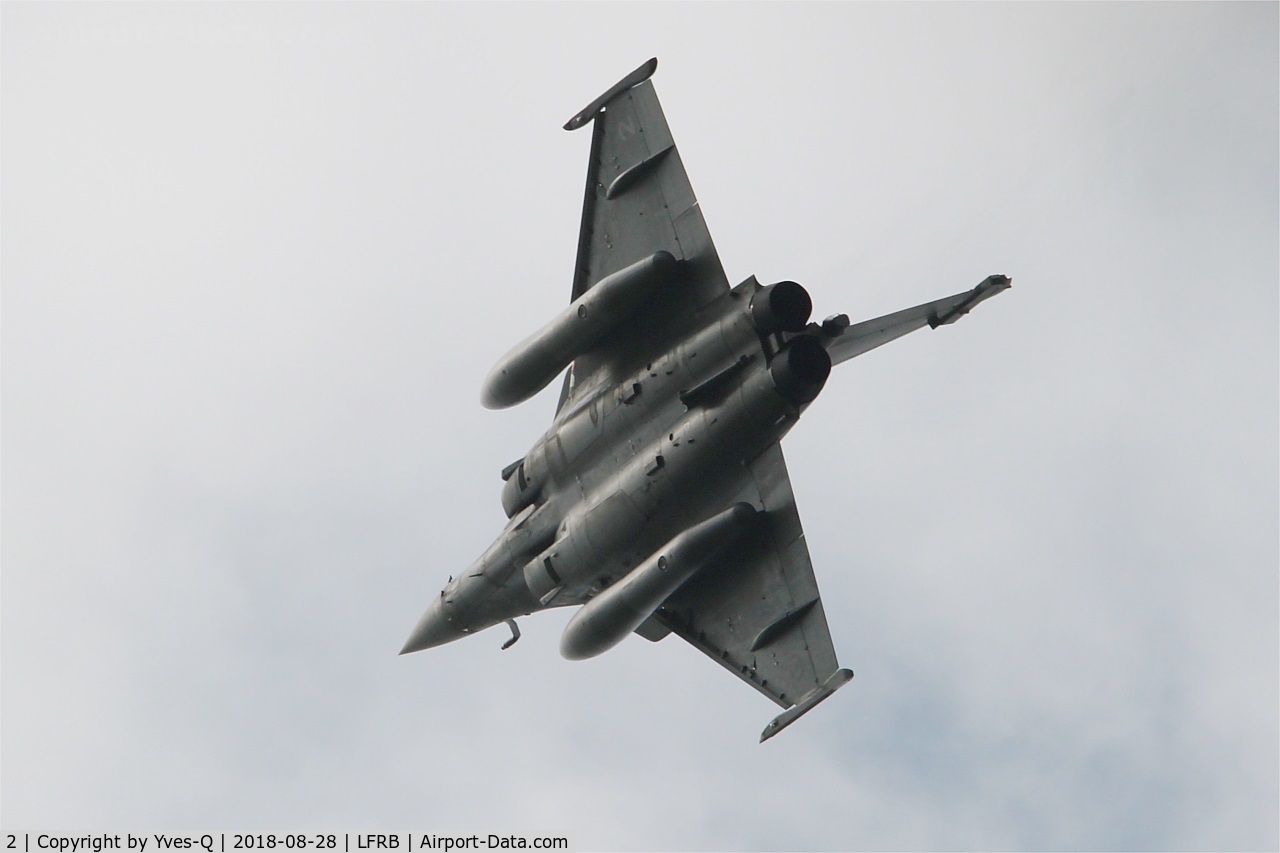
xmin=400 ymin=58 xmax=1009 ymax=742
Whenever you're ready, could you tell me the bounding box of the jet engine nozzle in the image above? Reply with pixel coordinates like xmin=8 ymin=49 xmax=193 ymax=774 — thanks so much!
xmin=768 ymin=334 xmax=831 ymax=406
xmin=559 ymin=503 xmax=757 ymax=661
xmin=482 ymin=251 xmax=678 ymax=409
xmin=750 ymin=280 xmax=812 ymax=335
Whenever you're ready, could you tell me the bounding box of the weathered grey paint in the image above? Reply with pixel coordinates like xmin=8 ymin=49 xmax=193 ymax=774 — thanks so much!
xmin=401 ymin=58 xmax=1009 ymax=741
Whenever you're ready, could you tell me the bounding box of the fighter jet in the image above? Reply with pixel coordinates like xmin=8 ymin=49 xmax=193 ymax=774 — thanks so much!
xmin=400 ymin=58 xmax=1009 ymax=742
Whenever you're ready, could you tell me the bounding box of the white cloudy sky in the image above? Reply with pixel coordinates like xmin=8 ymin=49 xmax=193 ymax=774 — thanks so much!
xmin=3 ymin=3 xmax=1276 ymax=851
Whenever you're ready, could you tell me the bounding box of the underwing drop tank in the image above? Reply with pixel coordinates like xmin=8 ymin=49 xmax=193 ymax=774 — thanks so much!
xmin=559 ymin=503 xmax=757 ymax=660
xmin=482 ymin=251 xmax=678 ymax=409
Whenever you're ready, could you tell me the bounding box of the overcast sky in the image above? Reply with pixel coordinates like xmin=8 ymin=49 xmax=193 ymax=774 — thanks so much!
xmin=3 ymin=3 xmax=1277 ymax=851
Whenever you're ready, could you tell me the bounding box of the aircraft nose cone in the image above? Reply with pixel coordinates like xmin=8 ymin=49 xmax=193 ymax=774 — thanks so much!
xmin=399 ymin=595 xmax=459 ymax=655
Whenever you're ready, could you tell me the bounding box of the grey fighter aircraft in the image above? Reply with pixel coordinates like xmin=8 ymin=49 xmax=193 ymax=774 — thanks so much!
xmin=400 ymin=58 xmax=1009 ymax=742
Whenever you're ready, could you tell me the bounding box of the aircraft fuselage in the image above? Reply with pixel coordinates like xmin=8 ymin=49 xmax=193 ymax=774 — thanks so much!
xmin=399 ymin=57 xmax=1009 ymax=741
xmin=401 ymin=273 xmax=828 ymax=655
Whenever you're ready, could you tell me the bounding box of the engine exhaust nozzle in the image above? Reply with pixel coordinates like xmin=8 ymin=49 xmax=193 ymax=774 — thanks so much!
xmin=769 ymin=334 xmax=831 ymax=406
xmin=750 ymin=280 xmax=812 ymax=335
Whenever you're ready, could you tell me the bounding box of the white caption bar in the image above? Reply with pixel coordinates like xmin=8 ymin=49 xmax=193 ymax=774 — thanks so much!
xmin=1 ymin=835 xmax=573 ymax=853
